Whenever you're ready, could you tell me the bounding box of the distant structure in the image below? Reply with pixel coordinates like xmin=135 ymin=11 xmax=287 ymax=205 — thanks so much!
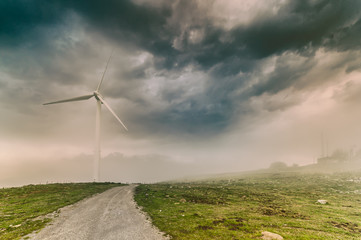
xmin=317 ymin=134 xmax=358 ymax=165
xmin=317 ymin=155 xmax=344 ymax=165
xmin=43 ymin=54 xmax=128 ymax=182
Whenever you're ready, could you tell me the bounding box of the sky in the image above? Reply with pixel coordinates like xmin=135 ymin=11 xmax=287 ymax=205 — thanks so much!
xmin=1 ymin=0 xmax=361 ymax=185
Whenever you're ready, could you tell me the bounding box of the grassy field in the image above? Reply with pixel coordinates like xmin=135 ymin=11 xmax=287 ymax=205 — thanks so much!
xmin=0 ymin=182 xmax=123 ymax=240
xmin=134 ymin=171 xmax=361 ymax=239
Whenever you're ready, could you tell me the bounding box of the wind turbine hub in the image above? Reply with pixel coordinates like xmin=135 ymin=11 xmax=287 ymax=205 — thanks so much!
xmin=94 ymin=91 xmax=103 ymax=101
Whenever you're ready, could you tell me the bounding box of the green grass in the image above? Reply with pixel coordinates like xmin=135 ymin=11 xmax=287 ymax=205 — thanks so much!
xmin=0 ymin=182 xmax=123 ymax=240
xmin=134 ymin=172 xmax=361 ymax=239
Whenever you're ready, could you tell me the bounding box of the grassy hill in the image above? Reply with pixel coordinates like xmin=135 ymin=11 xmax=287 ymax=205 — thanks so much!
xmin=135 ymin=171 xmax=361 ymax=239
xmin=3 ymin=167 xmax=361 ymax=239
xmin=0 ymin=182 xmax=123 ymax=240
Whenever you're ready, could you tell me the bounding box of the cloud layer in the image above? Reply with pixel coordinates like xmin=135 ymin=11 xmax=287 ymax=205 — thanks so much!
xmin=2 ymin=0 xmax=361 ymax=184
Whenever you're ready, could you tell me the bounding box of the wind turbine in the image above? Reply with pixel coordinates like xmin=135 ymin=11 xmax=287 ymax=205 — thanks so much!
xmin=43 ymin=54 xmax=128 ymax=182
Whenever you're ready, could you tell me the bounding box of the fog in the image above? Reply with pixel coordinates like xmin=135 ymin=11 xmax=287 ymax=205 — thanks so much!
xmin=2 ymin=0 xmax=361 ymax=187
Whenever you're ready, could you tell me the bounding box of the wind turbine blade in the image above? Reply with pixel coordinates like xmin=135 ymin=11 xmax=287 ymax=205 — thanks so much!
xmin=96 ymin=51 xmax=114 ymax=92
xmin=96 ymin=94 xmax=128 ymax=131
xmin=43 ymin=94 xmax=94 ymax=105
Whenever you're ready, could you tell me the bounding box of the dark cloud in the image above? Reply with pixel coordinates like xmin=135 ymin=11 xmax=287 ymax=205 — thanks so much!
xmin=326 ymin=18 xmax=361 ymax=51
xmin=0 ymin=0 xmax=63 ymax=47
xmin=251 ymin=54 xmax=315 ymax=96
xmin=185 ymin=0 xmax=360 ymax=76
xmin=2 ymin=0 xmax=360 ymax=67
xmin=151 ymin=100 xmax=231 ymax=134
xmin=2 ymin=0 xmax=361 ymax=138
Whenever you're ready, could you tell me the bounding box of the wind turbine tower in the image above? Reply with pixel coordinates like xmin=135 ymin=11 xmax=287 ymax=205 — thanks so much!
xmin=43 ymin=54 xmax=128 ymax=182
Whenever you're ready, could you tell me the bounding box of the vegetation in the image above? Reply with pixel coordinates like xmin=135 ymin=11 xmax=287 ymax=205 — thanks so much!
xmin=134 ymin=172 xmax=361 ymax=239
xmin=0 ymin=182 xmax=123 ymax=240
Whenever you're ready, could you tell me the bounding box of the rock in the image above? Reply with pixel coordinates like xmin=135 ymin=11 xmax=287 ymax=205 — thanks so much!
xmin=317 ymin=199 xmax=328 ymax=204
xmin=179 ymin=198 xmax=187 ymax=203
xmin=261 ymin=231 xmax=284 ymax=240
xmin=9 ymin=224 xmax=21 ymax=228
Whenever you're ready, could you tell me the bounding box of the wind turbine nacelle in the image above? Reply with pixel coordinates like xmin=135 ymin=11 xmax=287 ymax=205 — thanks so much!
xmin=94 ymin=91 xmax=104 ymax=103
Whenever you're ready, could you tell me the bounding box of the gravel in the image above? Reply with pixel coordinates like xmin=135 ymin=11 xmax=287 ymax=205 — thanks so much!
xmin=25 ymin=185 xmax=169 ymax=240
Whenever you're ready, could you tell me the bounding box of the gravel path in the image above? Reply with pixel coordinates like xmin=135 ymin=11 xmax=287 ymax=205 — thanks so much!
xmin=26 ymin=185 xmax=169 ymax=240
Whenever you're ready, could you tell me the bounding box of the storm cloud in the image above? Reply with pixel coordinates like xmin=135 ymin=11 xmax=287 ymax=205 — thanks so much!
xmin=1 ymin=0 xmax=361 ymax=184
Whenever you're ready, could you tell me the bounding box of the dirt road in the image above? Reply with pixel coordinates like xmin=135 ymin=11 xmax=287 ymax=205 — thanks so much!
xmin=27 ymin=185 xmax=168 ymax=240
